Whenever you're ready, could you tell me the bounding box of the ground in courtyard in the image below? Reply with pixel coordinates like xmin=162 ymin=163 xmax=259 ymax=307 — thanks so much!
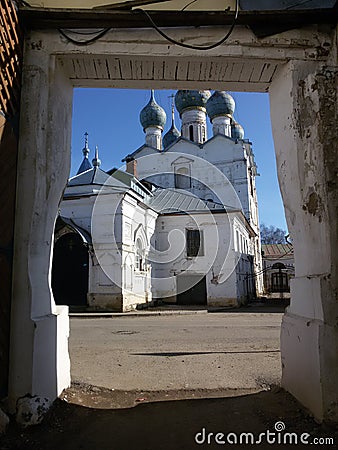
xmin=69 ymin=311 xmax=283 ymax=396
xmin=1 ymin=308 xmax=337 ymax=449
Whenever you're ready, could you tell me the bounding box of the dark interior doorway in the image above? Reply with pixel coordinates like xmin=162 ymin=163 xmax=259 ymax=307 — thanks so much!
xmin=52 ymin=233 xmax=88 ymax=306
xmin=176 ymin=275 xmax=207 ymax=305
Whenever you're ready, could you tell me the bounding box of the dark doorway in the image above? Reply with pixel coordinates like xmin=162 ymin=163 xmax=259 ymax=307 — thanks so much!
xmin=176 ymin=275 xmax=207 ymax=305
xmin=52 ymin=233 xmax=88 ymax=306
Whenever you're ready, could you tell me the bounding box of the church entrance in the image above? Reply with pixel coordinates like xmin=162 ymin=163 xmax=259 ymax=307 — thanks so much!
xmin=176 ymin=275 xmax=207 ymax=306
xmin=52 ymin=233 xmax=89 ymax=307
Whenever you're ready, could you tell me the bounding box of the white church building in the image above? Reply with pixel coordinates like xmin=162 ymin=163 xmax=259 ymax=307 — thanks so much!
xmin=52 ymin=90 xmax=263 ymax=311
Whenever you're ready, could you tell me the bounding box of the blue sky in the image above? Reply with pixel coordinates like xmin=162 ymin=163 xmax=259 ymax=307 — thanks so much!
xmin=71 ymin=88 xmax=287 ymax=231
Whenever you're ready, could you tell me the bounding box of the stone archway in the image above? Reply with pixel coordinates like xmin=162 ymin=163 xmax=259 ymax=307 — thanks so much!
xmin=9 ymin=23 xmax=338 ymax=422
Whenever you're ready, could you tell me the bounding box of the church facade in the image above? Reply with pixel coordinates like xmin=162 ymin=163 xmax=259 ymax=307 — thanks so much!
xmin=53 ymin=90 xmax=263 ymax=311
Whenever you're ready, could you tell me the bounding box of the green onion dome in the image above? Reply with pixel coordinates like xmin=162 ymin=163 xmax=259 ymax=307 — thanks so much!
xmin=140 ymin=90 xmax=166 ymax=131
xmin=231 ymin=121 xmax=245 ymax=140
xmin=206 ymin=91 xmax=235 ymax=120
xmin=174 ymin=90 xmax=211 ymax=116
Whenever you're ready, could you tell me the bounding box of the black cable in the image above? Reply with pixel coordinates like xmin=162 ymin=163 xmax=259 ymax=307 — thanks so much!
xmin=62 ymin=28 xmax=108 ymax=36
xmin=135 ymin=0 xmax=239 ymax=51
xmin=181 ymin=0 xmax=198 ymax=11
xmin=58 ymin=0 xmax=238 ymax=49
xmin=58 ymin=27 xmax=112 ymax=46
xmin=17 ymin=0 xmax=32 ymax=6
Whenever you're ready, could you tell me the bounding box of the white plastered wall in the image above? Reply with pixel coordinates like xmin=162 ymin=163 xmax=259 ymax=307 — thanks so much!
xmin=151 ymin=211 xmax=249 ymax=306
xmin=9 ymin=52 xmax=72 ymax=410
xmin=269 ymin=53 xmax=338 ymax=421
xmin=121 ymin=194 xmax=158 ymax=311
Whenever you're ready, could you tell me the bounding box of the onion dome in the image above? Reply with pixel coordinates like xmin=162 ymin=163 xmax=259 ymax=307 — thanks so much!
xmin=174 ymin=90 xmax=211 ymax=116
xmin=231 ymin=121 xmax=245 ymax=140
xmin=206 ymin=91 xmax=235 ymax=120
xmin=140 ymin=90 xmax=166 ymax=131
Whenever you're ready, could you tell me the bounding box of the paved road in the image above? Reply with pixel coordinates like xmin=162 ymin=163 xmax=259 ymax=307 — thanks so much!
xmin=69 ymin=312 xmax=283 ymax=393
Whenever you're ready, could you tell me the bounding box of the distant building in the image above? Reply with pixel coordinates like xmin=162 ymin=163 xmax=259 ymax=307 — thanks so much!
xmin=52 ymin=90 xmax=263 ymax=311
xmin=261 ymin=243 xmax=295 ymax=299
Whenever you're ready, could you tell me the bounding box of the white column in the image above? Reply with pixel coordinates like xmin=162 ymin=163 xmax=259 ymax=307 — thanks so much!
xmin=9 ymin=39 xmax=72 ymax=414
xmin=270 ymin=59 xmax=338 ymax=422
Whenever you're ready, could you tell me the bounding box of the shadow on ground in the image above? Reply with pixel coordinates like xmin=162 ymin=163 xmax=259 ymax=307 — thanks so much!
xmin=69 ymin=301 xmax=288 ymax=315
xmin=1 ymin=386 xmax=337 ymax=449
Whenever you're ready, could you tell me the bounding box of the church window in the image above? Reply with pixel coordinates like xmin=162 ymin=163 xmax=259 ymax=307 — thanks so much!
xmin=236 ymin=230 xmax=240 ymax=252
xmin=186 ymin=229 xmax=203 ymax=257
xmin=135 ymin=238 xmax=144 ymax=271
xmin=248 ymin=168 xmax=254 ymax=196
xmin=175 ymin=166 xmax=191 ymax=189
xmin=189 ymin=125 xmax=194 ymax=141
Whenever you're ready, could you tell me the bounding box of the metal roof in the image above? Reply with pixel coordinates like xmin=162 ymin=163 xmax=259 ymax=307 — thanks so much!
xmin=76 ymin=156 xmax=92 ymax=175
xmin=147 ymin=188 xmax=236 ymax=214
xmin=261 ymin=243 xmax=293 ymax=258
xmin=68 ymin=167 xmax=130 ymax=189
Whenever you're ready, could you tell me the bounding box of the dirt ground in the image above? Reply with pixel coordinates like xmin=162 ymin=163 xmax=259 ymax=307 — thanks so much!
xmin=1 ymin=382 xmax=337 ymax=450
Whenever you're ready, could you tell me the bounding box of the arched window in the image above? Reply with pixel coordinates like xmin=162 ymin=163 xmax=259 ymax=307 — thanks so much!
xmin=135 ymin=238 xmax=144 ymax=271
xmin=175 ymin=166 xmax=191 ymax=189
xmin=202 ymin=126 xmax=206 ymax=142
xmin=189 ymin=125 xmax=194 ymax=141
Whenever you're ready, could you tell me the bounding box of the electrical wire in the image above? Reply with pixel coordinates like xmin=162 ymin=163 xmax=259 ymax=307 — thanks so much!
xmin=135 ymin=0 xmax=239 ymax=51
xmin=181 ymin=0 xmax=198 ymax=11
xmin=58 ymin=28 xmax=112 ymax=46
xmin=61 ymin=28 xmax=108 ymax=36
xmin=57 ymin=1 xmax=238 ymax=49
xmin=244 ymin=263 xmax=294 ymax=280
xmin=17 ymin=0 xmax=32 ymax=6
